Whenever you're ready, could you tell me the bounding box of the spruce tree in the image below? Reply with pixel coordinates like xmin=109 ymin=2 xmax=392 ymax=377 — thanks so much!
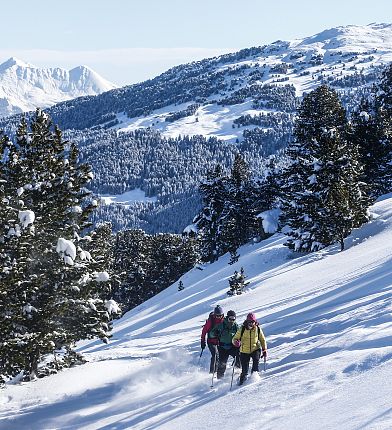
xmin=0 ymin=110 xmax=119 ymax=382
xmin=220 ymin=154 xmax=260 ymax=259
xmin=113 ymin=229 xmax=197 ymax=311
xmin=193 ymin=164 xmax=228 ymax=263
xmin=227 ymin=267 xmax=249 ymax=296
xmin=113 ymin=228 xmax=151 ymax=311
xmin=370 ymin=64 xmax=392 ymax=193
xmin=280 ymin=85 xmax=369 ymax=252
xmin=350 ymin=95 xmax=391 ymax=199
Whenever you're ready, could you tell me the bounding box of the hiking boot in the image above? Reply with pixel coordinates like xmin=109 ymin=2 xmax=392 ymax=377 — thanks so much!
xmin=217 ymin=373 xmax=224 ymax=379
xmin=238 ymin=373 xmax=247 ymax=385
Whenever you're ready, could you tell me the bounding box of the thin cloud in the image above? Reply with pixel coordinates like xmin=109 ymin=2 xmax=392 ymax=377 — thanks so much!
xmin=0 ymin=47 xmax=236 ymax=85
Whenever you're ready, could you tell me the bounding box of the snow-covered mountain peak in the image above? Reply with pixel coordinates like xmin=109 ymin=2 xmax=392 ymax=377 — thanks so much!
xmin=0 ymin=58 xmax=117 ymax=118
xmin=68 ymin=65 xmax=117 ymax=93
xmin=295 ymin=22 xmax=392 ymax=52
xmin=0 ymin=56 xmax=34 ymax=71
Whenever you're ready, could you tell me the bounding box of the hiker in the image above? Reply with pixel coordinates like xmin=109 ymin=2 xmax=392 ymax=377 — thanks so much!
xmin=232 ymin=312 xmax=267 ymax=385
xmin=211 ymin=309 xmax=241 ymax=379
xmin=201 ymin=305 xmax=224 ymax=373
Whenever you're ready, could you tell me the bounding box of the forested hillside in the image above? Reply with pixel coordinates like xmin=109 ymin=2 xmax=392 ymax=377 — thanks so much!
xmin=1 ymin=23 xmax=392 ymax=233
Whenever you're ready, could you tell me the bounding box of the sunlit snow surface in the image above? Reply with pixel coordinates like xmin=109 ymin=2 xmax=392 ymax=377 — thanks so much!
xmin=0 ymin=57 xmax=117 ymax=117
xmin=1 ymin=194 xmax=391 ymax=429
xmin=99 ymin=188 xmax=157 ymax=207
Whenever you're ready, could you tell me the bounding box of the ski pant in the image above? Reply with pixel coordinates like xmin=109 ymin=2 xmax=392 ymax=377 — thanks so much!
xmin=208 ymin=343 xmax=219 ymax=373
xmin=240 ymin=349 xmax=261 ymax=379
xmin=217 ymin=346 xmax=240 ymax=377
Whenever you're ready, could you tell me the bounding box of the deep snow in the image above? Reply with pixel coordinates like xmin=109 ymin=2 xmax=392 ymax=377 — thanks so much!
xmin=1 ymin=195 xmax=392 ymax=430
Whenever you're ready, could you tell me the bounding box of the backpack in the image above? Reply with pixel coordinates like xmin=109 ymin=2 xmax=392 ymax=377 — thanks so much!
xmin=207 ymin=312 xmax=216 ymax=330
xmin=204 ymin=312 xmax=219 ymax=338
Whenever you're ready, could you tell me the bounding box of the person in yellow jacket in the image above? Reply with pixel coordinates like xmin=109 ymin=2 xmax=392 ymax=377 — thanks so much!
xmin=232 ymin=312 xmax=267 ymax=385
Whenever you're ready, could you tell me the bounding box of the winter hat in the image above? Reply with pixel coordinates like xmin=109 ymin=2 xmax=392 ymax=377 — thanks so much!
xmin=246 ymin=312 xmax=257 ymax=322
xmin=227 ymin=310 xmax=236 ymax=318
xmin=214 ymin=305 xmax=224 ymax=315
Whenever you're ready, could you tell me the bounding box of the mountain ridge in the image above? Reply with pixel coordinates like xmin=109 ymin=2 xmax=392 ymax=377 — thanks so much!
xmin=0 ymin=57 xmax=117 ymax=117
xmin=1 ymin=23 xmax=392 ymax=234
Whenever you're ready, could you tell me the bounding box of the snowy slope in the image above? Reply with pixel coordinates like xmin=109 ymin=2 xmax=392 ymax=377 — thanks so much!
xmin=115 ymin=23 xmax=392 ymax=143
xmin=0 ymin=57 xmax=117 ymax=117
xmin=1 ymin=195 xmax=392 ymax=429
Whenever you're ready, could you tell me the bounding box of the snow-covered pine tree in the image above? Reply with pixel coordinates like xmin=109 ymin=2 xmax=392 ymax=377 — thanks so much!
xmin=149 ymin=233 xmax=197 ymax=298
xmin=372 ymin=64 xmax=392 ymax=192
xmin=59 ymin=221 xmax=121 ymax=351
xmin=113 ymin=228 xmax=151 ymax=311
xmin=113 ymin=229 xmax=197 ymax=311
xmin=193 ymin=164 xmax=228 ymax=263
xmin=0 ymin=132 xmax=24 ymax=385
xmin=220 ymin=154 xmax=260 ymax=259
xmin=256 ymin=156 xmax=282 ymax=210
xmin=279 ymin=85 xmax=369 ymax=252
xmin=227 ymin=267 xmax=249 ymax=296
xmin=350 ymin=99 xmax=384 ymax=200
xmin=0 ymin=110 xmax=119 ymax=382
xmin=250 ymin=156 xmax=282 ymax=240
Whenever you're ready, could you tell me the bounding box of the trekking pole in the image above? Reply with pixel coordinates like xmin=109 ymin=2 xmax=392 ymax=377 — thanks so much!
xmin=210 ymin=351 xmax=217 ymax=388
xmin=230 ymin=357 xmax=236 ymax=391
xmin=230 ymin=351 xmax=240 ymax=391
xmin=263 ymin=355 xmax=267 ymax=372
xmin=198 ymin=348 xmax=204 ymax=366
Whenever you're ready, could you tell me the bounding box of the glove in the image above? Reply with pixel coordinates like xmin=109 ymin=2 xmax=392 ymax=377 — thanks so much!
xmin=262 ymin=349 xmax=267 ymax=358
xmin=233 ymin=340 xmax=241 ymax=348
xmin=201 ymin=340 xmax=206 ymax=350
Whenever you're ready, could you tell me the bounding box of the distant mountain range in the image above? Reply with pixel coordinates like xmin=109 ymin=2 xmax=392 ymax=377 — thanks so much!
xmin=1 ymin=23 xmax=392 ymax=233
xmin=0 ymin=57 xmax=117 ymax=117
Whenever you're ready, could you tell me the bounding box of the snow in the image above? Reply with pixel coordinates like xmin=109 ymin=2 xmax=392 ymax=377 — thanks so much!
xmin=79 ymin=250 xmax=91 ymax=261
xmin=71 ymin=206 xmax=83 ymax=214
xmin=257 ymin=208 xmax=281 ymax=233
xmin=94 ymin=271 xmax=110 ymax=282
xmin=360 ymin=111 xmax=371 ymax=121
xmin=22 ymin=304 xmax=37 ymax=317
xmin=18 ymin=210 xmax=35 ymax=228
xmin=99 ymin=188 xmax=157 ymax=207
xmin=2 ymin=195 xmax=392 ymax=429
xmin=56 ymin=237 xmax=77 ymax=265
xmin=16 ymin=187 xmax=24 ymax=197
xmin=0 ymin=57 xmax=117 ymax=117
xmin=183 ymin=223 xmax=198 ymax=234
xmin=105 ymin=299 xmax=121 ymax=315
xmin=7 ymin=225 xmax=21 ymax=237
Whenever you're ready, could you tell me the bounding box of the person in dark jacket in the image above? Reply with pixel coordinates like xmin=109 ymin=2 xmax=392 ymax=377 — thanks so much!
xmin=211 ymin=310 xmax=241 ymax=379
xmin=201 ymin=305 xmax=224 ymax=373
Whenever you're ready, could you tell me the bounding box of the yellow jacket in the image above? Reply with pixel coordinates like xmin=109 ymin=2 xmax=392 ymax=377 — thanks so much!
xmin=232 ymin=324 xmax=267 ymax=354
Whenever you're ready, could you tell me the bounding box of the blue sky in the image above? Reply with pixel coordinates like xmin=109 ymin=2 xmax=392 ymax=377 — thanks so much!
xmin=1 ymin=0 xmax=391 ymax=85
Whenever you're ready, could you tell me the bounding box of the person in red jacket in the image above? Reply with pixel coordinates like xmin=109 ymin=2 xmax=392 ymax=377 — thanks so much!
xmin=201 ymin=305 xmax=224 ymax=373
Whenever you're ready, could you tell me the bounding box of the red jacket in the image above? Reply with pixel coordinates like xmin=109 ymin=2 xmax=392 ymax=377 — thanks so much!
xmin=201 ymin=315 xmax=224 ymax=345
